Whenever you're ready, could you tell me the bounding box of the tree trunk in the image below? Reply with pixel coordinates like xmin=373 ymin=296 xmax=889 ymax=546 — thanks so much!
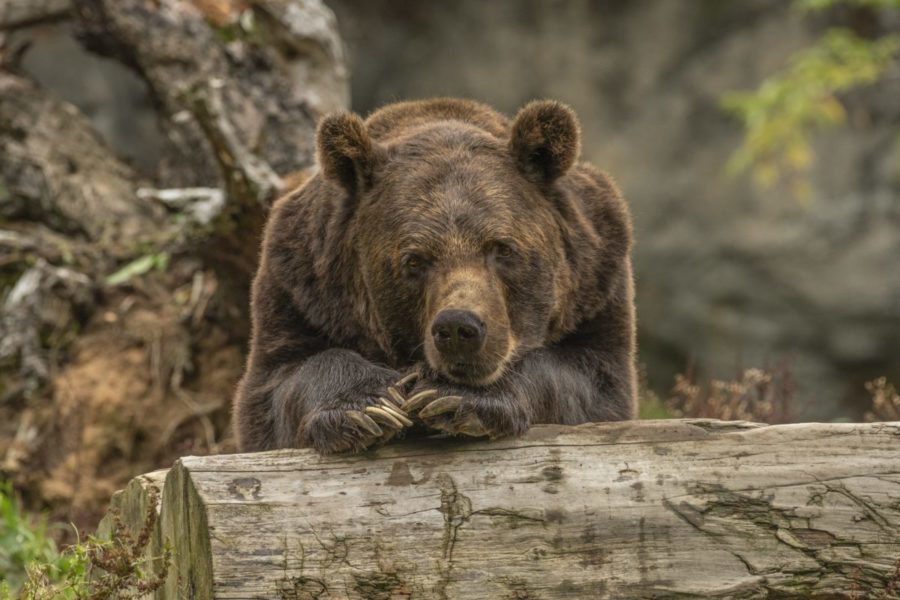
xmin=108 ymin=420 xmax=900 ymax=599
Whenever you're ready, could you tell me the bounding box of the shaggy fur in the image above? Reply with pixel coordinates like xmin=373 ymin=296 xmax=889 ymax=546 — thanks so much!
xmin=233 ymin=98 xmax=637 ymax=453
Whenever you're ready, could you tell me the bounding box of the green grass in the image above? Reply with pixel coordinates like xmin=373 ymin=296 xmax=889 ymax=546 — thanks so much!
xmin=638 ymin=394 xmax=672 ymax=420
xmin=0 ymin=482 xmax=168 ymax=599
xmin=0 ymin=481 xmax=75 ymax=598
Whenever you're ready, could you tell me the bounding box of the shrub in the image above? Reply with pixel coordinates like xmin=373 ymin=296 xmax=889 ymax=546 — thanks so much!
xmin=665 ymin=363 xmax=800 ymax=424
xmin=0 ymin=483 xmax=170 ymax=600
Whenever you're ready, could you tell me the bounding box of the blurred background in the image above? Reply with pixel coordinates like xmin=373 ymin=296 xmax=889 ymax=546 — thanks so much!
xmin=0 ymin=0 xmax=899 ymax=593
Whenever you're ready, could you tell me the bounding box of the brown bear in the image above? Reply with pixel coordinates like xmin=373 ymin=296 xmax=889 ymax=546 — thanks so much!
xmin=233 ymin=98 xmax=636 ymax=453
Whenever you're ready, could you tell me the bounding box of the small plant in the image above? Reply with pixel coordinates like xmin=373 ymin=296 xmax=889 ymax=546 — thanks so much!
xmin=16 ymin=489 xmax=170 ymax=600
xmin=666 ymin=363 xmax=800 ymax=424
xmin=637 ymin=364 xmax=671 ymax=420
xmin=864 ymin=377 xmax=900 ymax=421
xmin=0 ymin=483 xmax=60 ymax=597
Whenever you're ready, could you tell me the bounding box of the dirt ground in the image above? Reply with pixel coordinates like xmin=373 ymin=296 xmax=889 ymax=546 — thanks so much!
xmin=1 ymin=265 xmax=243 ymax=542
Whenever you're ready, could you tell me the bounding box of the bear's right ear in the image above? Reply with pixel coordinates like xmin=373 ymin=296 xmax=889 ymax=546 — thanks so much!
xmin=509 ymin=100 xmax=581 ymax=184
xmin=316 ymin=113 xmax=382 ymax=196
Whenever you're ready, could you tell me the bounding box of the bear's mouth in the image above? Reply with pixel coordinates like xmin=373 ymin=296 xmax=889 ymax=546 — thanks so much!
xmin=443 ymin=361 xmax=504 ymax=387
xmin=448 ymin=362 xmax=477 ymax=379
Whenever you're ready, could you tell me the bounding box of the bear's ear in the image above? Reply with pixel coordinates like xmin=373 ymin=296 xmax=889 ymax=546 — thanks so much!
xmin=316 ymin=112 xmax=382 ymax=196
xmin=509 ymin=100 xmax=581 ymax=184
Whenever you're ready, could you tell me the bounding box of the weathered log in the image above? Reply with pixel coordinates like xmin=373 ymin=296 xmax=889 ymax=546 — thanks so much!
xmin=97 ymin=468 xmax=168 ymax=558
xmin=108 ymin=419 xmax=900 ymax=599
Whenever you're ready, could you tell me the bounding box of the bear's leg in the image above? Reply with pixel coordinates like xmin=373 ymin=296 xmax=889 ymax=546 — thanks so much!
xmin=268 ymin=349 xmax=423 ymax=453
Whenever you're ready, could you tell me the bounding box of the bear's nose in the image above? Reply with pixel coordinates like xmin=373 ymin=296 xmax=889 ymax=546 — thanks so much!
xmin=431 ymin=309 xmax=485 ymax=356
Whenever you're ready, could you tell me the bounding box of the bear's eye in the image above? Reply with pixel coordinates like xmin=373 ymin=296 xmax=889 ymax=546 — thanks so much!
xmin=401 ymin=253 xmax=429 ymax=276
xmin=491 ymin=241 xmax=515 ymax=260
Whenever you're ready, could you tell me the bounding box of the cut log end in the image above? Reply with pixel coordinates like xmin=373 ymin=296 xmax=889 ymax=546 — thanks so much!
xmin=106 ymin=419 xmax=900 ymax=598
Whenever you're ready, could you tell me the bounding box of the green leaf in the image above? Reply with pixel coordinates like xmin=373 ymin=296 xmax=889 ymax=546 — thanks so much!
xmin=104 ymin=252 xmax=170 ymax=286
xmin=721 ymin=26 xmax=900 ymax=196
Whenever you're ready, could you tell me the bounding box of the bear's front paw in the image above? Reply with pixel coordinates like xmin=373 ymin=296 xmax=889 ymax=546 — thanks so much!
xmin=406 ymin=387 xmax=530 ymax=439
xmin=299 ymin=397 xmax=413 ymax=454
xmin=299 ymin=373 xmax=422 ymax=454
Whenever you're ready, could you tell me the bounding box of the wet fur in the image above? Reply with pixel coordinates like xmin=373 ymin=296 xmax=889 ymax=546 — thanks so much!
xmin=233 ymin=98 xmax=637 ymax=452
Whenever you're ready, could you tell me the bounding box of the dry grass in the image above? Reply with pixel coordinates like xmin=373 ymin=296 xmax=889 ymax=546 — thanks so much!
xmin=864 ymin=377 xmax=900 ymax=422
xmin=665 ymin=363 xmax=800 ymax=424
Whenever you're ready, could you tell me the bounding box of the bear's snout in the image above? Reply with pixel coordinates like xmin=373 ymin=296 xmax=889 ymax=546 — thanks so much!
xmin=431 ymin=309 xmax=486 ymax=357
xmin=423 ymin=266 xmax=513 ymax=386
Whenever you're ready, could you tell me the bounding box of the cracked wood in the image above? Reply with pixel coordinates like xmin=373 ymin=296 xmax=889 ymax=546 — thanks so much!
xmin=108 ymin=419 xmax=900 ymax=598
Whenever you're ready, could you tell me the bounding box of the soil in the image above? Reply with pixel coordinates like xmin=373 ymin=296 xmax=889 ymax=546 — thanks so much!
xmin=2 ymin=266 xmax=243 ymax=543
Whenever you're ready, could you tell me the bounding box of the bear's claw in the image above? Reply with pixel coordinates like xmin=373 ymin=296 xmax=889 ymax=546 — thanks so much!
xmin=338 ymin=386 xmax=420 ymax=452
xmin=386 ymin=386 xmax=406 ymax=406
xmin=418 ymin=395 xmax=464 ymax=419
xmin=452 ymin=412 xmax=489 ymax=437
xmin=402 ymin=389 xmax=439 ymax=413
xmin=417 ymin=395 xmax=493 ymax=437
xmin=345 ymin=410 xmax=383 ymax=437
xmin=366 ymin=405 xmax=411 ymax=429
xmin=395 ymin=372 xmax=419 ymax=388
xmin=382 ymin=401 xmax=415 ymax=426
xmin=333 ymin=380 xmax=458 ymax=452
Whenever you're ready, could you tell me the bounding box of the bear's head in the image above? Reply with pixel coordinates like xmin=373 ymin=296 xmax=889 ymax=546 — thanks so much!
xmin=316 ymin=101 xmax=596 ymax=386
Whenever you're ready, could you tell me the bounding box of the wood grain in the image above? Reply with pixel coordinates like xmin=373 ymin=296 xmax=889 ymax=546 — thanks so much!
xmin=110 ymin=419 xmax=900 ymax=598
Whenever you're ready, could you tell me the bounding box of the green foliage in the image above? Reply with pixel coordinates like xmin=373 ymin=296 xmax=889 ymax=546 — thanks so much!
xmin=722 ymin=27 xmax=900 ymax=198
xmin=0 ymin=483 xmax=169 ymax=599
xmin=104 ymin=252 xmax=170 ymax=286
xmin=0 ymin=483 xmax=64 ymax=597
xmin=722 ymin=0 xmax=900 ymax=198
xmin=638 ymin=393 xmax=671 ymax=420
xmin=15 ymin=542 xmax=92 ymax=600
xmin=796 ymin=0 xmax=900 ymax=10
xmin=637 ymin=365 xmax=672 ymax=419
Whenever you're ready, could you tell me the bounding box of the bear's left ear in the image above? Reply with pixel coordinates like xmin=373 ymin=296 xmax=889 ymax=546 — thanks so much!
xmin=509 ymin=100 xmax=581 ymax=184
xmin=316 ymin=112 xmax=383 ymax=196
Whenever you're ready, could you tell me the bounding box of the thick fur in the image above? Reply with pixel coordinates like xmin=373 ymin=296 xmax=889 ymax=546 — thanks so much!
xmin=233 ymin=98 xmax=637 ymax=453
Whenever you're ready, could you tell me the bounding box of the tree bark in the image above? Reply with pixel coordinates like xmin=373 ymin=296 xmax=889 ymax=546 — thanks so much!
xmin=109 ymin=420 xmax=900 ymax=599
xmin=73 ymin=0 xmax=347 ymax=280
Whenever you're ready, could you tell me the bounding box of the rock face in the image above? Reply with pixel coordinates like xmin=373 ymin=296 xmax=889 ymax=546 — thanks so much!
xmin=326 ymin=0 xmax=900 ymax=418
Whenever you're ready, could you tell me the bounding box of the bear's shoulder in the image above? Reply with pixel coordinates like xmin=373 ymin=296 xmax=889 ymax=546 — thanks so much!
xmin=364 ymin=98 xmax=509 ymax=142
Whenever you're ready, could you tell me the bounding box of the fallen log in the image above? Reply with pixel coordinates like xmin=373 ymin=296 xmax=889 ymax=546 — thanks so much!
xmin=107 ymin=419 xmax=900 ymax=599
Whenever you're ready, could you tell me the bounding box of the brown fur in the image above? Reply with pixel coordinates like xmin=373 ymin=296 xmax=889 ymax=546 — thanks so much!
xmin=233 ymin=98 xmax=637 ymax=453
